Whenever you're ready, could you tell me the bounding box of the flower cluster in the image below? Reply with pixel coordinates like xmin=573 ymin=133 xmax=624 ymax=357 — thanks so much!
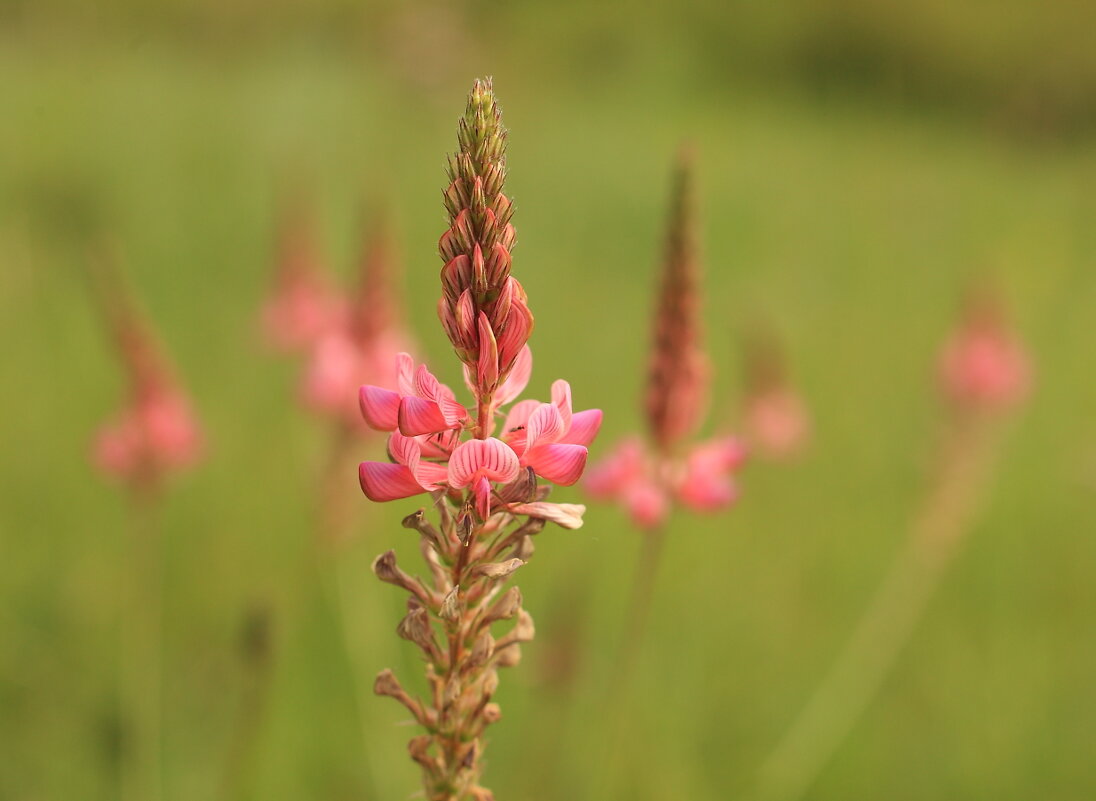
xmin=261 ymin=197 xmax=342 ymax=353
xmin=262 ymin=199 xmax=413 ymax=431
xmin=740 ymin=326 xmax=811 ymax=460
xmin=300 ymin=231 xmax=413 ymax=430
xmin=938 ymin=288 xmax=1030 ymax=412
xmin=92 ymin=270 xmax=203 ymax=487
xmin=357 ymin=79 xmax=600 ymax=801
xmin=585 ymin=148 xmax=745 ymax=529
xmin=359 ymin=348 xmax=600 ymax=521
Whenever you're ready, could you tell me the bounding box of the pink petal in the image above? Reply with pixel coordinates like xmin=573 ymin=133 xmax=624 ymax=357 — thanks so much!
xmin=495 ymin=345 xmax=533 ymax=406
xmin=448 ymin=437 xmax=521 ymax=487
xmin=564 ymin=409 xmax=603 ymax=446
xmin=359 ymin=461 xmax=427 ymax=502
xmin=524 ymin=403 xmax=565 ymax=451
xmin=395 ymin=353 xmax=416 ymax=397
xmin=550 ymin=379 xmax=573 ymax=431
xmin=359 ymin=385 xmax=401 ymax=431
xmin=477 ymin=312 xmax=499 ymax=390
xmin=474 ymin=475 xmax=493 ymax=520
xmin=413 ymin=363 xmax=443 ymax=402
xmin=398 ymin=396 xmax=451 ymax=436
xmin=497 ymin=297 xmax=533 ymax=369
xmin=526 ymin=442 xmax=588 ymax=486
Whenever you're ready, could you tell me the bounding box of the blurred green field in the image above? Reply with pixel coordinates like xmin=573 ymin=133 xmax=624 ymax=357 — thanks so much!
xmin=2 ymin=15 xmax=1096 ymax=801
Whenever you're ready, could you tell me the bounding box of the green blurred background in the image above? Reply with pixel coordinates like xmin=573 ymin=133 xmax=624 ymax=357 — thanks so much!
xmin=2 ymin=1 xmax=1095 ymax=799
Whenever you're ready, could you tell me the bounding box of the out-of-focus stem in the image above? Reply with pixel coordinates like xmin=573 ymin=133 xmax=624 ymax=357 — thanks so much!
xmin=314 ymin=425 xmax=380 ymax=799
xmin=754 ymin=416 xmax=1008 ymax=801
xmin=121 ymin=482 xmax=163 ymax=801
xmin=620 ymin=524 xmax=667 ymax=672
xmin=593 ymin=524 xmax=667 ymax=798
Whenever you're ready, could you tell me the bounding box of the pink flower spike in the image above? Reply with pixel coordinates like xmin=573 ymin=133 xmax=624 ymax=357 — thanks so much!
xmin=448 ymin=438 xmax=521 ymax=518
xmin=360 ymin=385 xmax=401 ymax=431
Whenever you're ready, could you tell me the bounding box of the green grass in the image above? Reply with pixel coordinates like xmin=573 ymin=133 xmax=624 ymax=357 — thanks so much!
xmin=2 ymin=31 xmax=1095 ymax=801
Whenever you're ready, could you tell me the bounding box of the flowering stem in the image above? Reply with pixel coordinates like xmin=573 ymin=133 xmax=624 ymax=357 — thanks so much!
xmin=120 ymin=482 xmax=163 ymax=801
xmin=753 ymin=416 xmax=1010 ymax=801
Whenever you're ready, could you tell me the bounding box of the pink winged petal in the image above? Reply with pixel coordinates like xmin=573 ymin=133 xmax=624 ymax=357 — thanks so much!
xmin=413 ymin=363 xmax=443 ymax=401
xmin=495 ymin=345 xmax=533 ymax=406
xmin=448 ymin=437 xmax=521 ymax=487
xmin=550 ymin=379 xmax=573 ymax=431
xmin=524 ymin=404 xmax=565 ymax=451
xmin=474 ymin=475 xmax=493 ymax=520
xmin=386 ymin=431 xmax=419 ymax=466
xmin=395 ymin=353 xmax=416 ymax=396
xmin=359 ymin=461 xmax=427 ymax=502
xmin=564 ymin=408 xmax=602 ymax=446
xmin=398 ymin=396 xmax=452 ymax=436
xmin=359 ymin=385 xmax=401 ymax=431
xmin=526 ymin=442 xmax=588 ymax=486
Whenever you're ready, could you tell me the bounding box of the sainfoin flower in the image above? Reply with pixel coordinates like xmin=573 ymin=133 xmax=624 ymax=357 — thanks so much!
xmin=741 ymin=326 xmax=811 ymax=460
xmin=261 ymin=195 xmax=342 ymax=352
xmin=91 ymin=263 xmax=203 ymax=486
xmin=939 ymin=289 xmax=1030 ymax=411
xmin=299 ymin=219 xmax=413 ymax=428
xmin=356 ymin=79 xmax=602 ymax=801
xmin=358 ymin=350 xmax=600 ymax=519
xmin=584 ymin=147 xmax=746 ymax=529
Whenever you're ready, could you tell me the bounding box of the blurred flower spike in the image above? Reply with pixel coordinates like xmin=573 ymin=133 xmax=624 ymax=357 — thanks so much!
xmin=261 ymin=195 xmax=342 ymax=353
xmin=585 ymin=147 xmax=747 ymax=529
xmin=300 ymin=217 xmax=413 ymax=429
xmin=938 ymin=285 xmax=1032 ymax=413
xmin=91 ymin=255 xmax=203 ymax=489
xmin=741 ymin=325 xmax=811 ymax=460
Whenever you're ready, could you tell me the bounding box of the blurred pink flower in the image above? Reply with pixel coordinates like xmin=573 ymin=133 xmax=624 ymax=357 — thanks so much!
xmin=939 ymin=300 xmax=1031 ymax=411
xmin=745 ymin=388 xmax=811 ymax=460
xmin=261 ymin=200 xmax=342 ymax=352
xmin=91 ymin=261 xmax=203 ymax=487
xmin=585 ymin=435 xmax=745 ymax=529
xmin=299 ymin=219 xmax=414 ymax=429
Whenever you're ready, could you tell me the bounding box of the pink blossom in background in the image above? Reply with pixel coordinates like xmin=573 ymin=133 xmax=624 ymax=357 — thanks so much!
xmin=261 ymin=200 xmax=342 ymax=352
xmin=91 ymin=263 xmax=204 ymax=487
xmin=583 ymin=149 xmax=747 ymax=529
xmin=744 ymin=387 xmax=811 ymax=460
xmin=298 ymin=219 xmax=415 ymax=429
xmin=584 ymin=434 xmax=746 ymax=529
xmin=939 ymin=298 xmax=1031 ymax=411
xmin=93 ymin=385 xmax=203 ymax=483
